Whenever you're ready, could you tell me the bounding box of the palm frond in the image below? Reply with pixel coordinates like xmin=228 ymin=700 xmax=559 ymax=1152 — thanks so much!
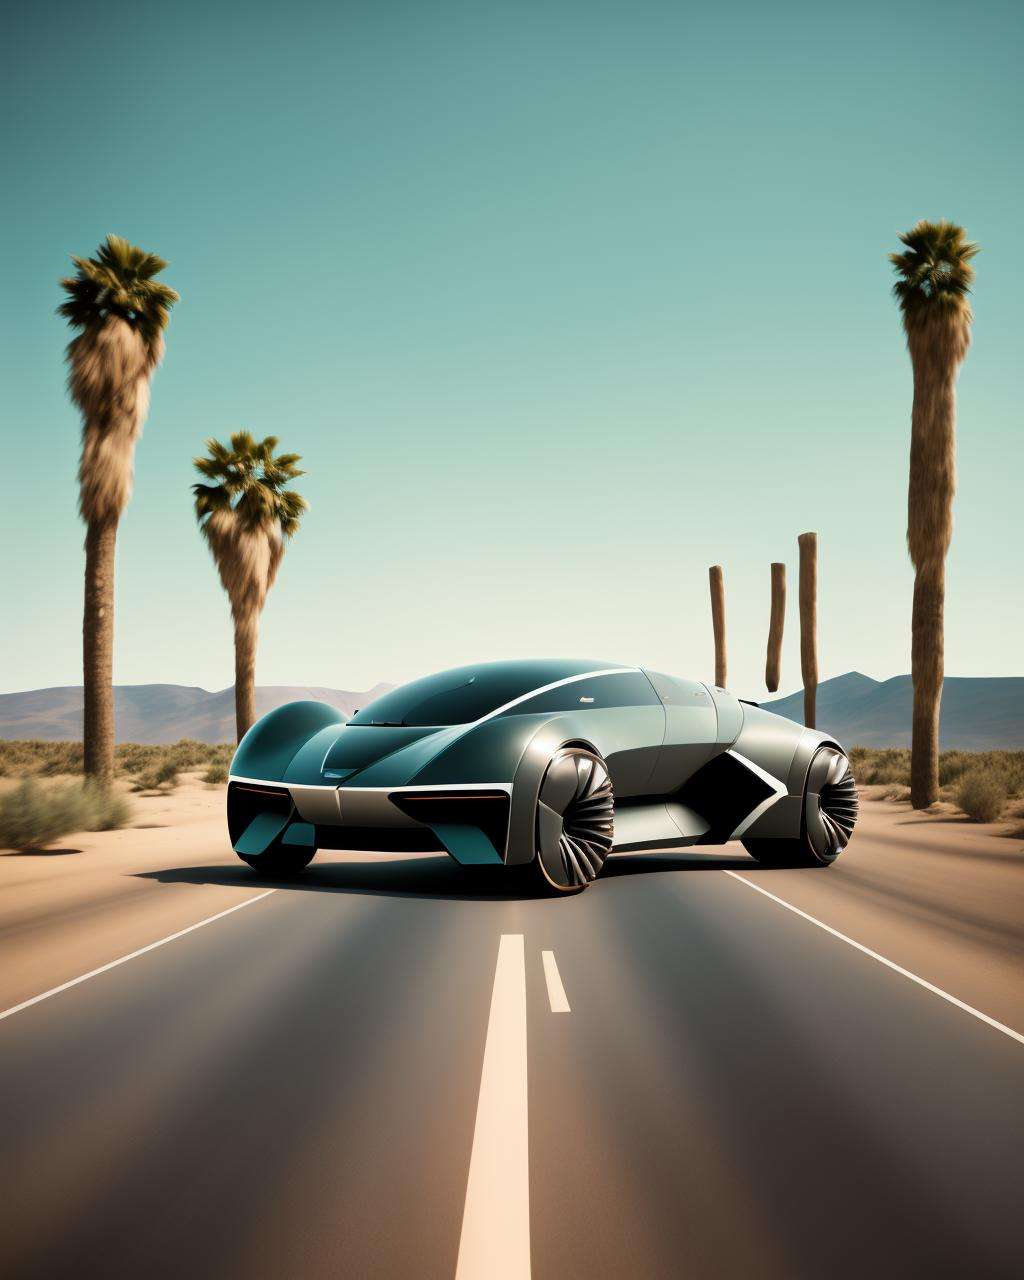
xmin=890 ymin=219 xmax=977 ymax=320
xmin=57 ymin=234 xmax=178 ymax=351
xmin=192 ymin=433 xmax=308 ymax=538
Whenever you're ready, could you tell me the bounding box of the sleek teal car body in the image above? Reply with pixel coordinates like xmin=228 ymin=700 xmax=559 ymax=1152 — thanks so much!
xmin=228 ymin=658 xmax=858 ymax=893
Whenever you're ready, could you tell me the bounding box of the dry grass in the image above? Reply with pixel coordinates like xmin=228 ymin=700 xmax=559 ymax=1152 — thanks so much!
xmin=0 ymin=739 xmax=234 ymax=780
xmin=850 ymin=747 xmax=913 ymax=786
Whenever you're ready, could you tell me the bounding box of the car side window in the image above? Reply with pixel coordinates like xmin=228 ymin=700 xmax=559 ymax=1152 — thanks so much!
xmin=506 ymin=672 xmax=660 ymax=714
xmin=644 ymin=671 xmax=712 ymax=706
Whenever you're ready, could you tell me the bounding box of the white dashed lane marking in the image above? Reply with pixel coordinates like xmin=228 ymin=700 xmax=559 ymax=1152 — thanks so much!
xmin=541 ymin=950 xmax=570 ymax=1013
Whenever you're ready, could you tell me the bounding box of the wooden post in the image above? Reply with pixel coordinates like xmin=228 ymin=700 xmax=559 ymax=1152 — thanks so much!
xmin=765 ymin=561 xmax=786 ymax=693
xmin=709 ymin=565 xmax=727 ymax=688
xmin=798 ymin=533 xmax=818 ymax=728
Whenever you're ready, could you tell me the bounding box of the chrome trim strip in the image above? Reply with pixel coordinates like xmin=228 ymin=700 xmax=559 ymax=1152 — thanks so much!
xmin=725 ymin=749 xmax=788 ymax=840
xmin=229 ymin=775 xmax=512 ymax=796
xmin=339 ymin=782 xmax=513 ymax=795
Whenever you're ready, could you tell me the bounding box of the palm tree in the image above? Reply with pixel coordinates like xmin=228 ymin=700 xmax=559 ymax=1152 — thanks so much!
xmin=891 ymin=221 xmax=978 ymax=808
xmin=193 ymin=433 xmax=307 ymax=741
xmin=59 ymin=236 xmax=178 ymax=784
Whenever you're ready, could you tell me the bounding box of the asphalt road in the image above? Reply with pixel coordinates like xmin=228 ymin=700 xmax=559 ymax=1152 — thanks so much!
xmin=2 ymin=811 xmax=1023 ymax=1278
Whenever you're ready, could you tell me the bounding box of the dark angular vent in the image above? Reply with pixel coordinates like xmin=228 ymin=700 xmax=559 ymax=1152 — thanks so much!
xmin=227 ymin=782 xmax=293 ymax=845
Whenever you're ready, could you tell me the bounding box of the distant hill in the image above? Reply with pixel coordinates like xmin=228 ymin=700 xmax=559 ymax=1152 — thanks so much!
xmin=764 ymin=672 xmax=1024 ymax=750
xmin=0 ymin=684 xmax=394 ymax=745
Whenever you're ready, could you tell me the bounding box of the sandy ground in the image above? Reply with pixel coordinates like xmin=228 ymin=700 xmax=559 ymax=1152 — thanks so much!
xmin=1 ymin=778 xmax=1022 ymax=1026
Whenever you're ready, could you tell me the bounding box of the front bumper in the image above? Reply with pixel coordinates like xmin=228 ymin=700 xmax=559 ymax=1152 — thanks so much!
xmin=228 ymin=777 xmax=513 ymax=865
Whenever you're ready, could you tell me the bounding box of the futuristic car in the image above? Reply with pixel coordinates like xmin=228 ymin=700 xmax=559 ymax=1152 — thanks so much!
xmin=227 ymin=658 xmax=858 ymax=893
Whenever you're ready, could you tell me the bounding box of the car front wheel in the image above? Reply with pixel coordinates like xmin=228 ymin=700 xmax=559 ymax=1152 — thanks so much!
xmin=523 ymin=747 xmax=615 ymax=894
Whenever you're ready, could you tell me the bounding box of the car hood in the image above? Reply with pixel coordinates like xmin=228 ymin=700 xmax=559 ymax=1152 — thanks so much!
xmin=279 ymin=722 xmax=470 ymax=787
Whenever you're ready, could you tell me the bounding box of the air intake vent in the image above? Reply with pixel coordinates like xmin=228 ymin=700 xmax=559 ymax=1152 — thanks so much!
xmin=227 ymin=782 xmax=293 ymax=846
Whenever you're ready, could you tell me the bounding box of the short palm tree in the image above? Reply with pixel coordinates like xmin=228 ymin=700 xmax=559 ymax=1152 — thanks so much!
xmin=59 ymin=235 xmax=178 ymax=784
xmin=193 ymin=433 xmax=307 ymax=741
xmin=891 ymin=220 xmax=978 ymax=807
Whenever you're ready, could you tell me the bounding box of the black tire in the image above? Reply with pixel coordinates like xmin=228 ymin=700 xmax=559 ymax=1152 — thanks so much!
xmin=743 ymin=746 xmax=858 ymax=867
xmin=238 ymin=842 xmax=316 ymax=877
xmin=523 ymin=747 xmax=615 ymax=895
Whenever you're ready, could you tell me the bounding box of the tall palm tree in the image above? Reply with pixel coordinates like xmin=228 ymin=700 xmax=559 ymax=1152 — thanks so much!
xmin=59 ymin=235 xmax=178 ymax=784
xmin=193 ymin=433 xmax=307 ymax=741
xmin=891 ymin=220 xmax=978 ymax=808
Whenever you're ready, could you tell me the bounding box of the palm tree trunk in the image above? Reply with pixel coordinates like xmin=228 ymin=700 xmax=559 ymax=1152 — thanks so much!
xmin=765 ymin=561 xmax=786 ymax=693
xmin=708 ymin=565 xmax=726 ymax=688
xmin=233 ymin=610 xmax=259 ymax=742
xmin=910 ymin=558 xmax=943 ymax=807
xmin=798 ymin=532 xmax=818 ymax=728
xmin=907 ymin=336 xmax=957 ymax=809
xmin=83 ymin=518 xmax=118 ymax=784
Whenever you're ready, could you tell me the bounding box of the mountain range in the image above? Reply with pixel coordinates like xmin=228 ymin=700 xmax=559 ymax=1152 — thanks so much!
xmin=0 ymin=672 xmax=1020 ymax=749
xmin=0 ymin=684 xmax=393 ymax=745
xmin=764 ymin=672 xmax=1024 ymax=750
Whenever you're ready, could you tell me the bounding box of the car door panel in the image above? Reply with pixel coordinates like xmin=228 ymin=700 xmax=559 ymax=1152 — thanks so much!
xmin=643 ymin=672 xmax=721 ymax=794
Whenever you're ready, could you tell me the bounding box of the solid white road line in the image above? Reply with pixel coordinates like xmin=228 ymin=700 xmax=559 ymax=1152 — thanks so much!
xmin=541 ymin=950 xmax=570 ymax=1013
xmin=456 ymin=934 xmax=531 ymax=1280
xmin=0 ymin=890 xmax=277 ymax=1024
xmin=724 ymin=870 xmax=1024 ymax=1048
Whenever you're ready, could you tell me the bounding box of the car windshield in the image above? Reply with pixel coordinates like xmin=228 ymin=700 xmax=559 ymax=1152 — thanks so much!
xmin=348 ymin=661 xmax=609 ymax=727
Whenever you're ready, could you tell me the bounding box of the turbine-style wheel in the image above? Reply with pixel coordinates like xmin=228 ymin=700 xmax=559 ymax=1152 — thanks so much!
xmin=529 ymin=748 xmax=615 ymax=893
xmin=743 ymin=747 xmax=857 ymax=867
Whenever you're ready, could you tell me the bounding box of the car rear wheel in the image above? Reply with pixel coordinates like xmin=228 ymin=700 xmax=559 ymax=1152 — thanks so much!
xmin=524 ymin=748 xmax=615 ymax=894
xmin=743 ymin=746 xmax=857 ymax=867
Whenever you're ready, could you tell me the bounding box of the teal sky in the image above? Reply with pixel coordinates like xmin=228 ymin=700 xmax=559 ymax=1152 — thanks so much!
xmin=2 ymin=0 xmax=1021 ymax=700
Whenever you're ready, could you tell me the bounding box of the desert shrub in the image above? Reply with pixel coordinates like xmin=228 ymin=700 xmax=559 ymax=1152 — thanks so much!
xmin=0 ymin=779 xmax=89 ymax=849
xmin=956 ymin=768 xmax=1009 ymax=823
xmin=202 ymin=761 xmax=229 ymax=785
xmin=0 ymin=778 xmax=133 ymax=849
xmin=131 ymin=759 xmax=180 ymax=792
xmin=82 ymin=782 xmax=133 ymax=830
